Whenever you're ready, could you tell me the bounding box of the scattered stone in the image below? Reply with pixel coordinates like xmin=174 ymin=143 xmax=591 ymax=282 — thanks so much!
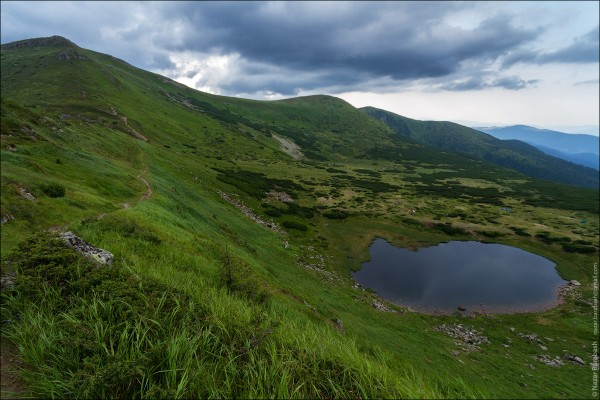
xmin=267 ymin=191 xmax=294 ymax=202
xmin=451 ymin=350 xmax=459 ymax=357
xmin=435 ymin=324 xmax=490 ymax=352
xmin=518 ymin=332 xmax=542 ymax=343
xmin=564 ymin=354 xmax=585 ymax=365
xmin=545 ymin=337 xmax=554 ymax=342
xmin=534 ymin=354 xmax=564 ymax=367
xmin=539 ymin=345 xmax=548 ymax=351
xmin=218 ymin=191 xmax=285 ymax=234
xmin=7 ymin=144 xmax=17 ymax=152
xmin=333 ymin=319 xmax=344 ymax=333
xmin=509 ymin=327 xmax=515 ymax=332
xmin=570 ymin=280 xmax=581 ymax=286
xmin=1 ymin=212 xmax=14 ymax=225
xmin=57 ymin=50 xmax=88 ymax=60
xmin=502 ymin=344 xmax=511 ymax=348
xmin=60 ymin=231 xmax=113 ymax=265
xmin=525 ymin=363 xmax=535 ymax=370
xmin=18 ymin=187 xmax=35 ymax=201
xmin=371 ymin=299 xmax=397 ymax=313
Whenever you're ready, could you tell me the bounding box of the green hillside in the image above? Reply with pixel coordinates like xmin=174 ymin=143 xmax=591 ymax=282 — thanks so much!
xmin=1 ymin=36 xmax=598 ymax=399
xmin=361 ymin=106 xmax=599 ymax=188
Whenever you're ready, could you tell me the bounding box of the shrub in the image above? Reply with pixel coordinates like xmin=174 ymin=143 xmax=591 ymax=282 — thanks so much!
xmin=323 ymin=209 xmax=349 ymax=220
xmin=40 ymin=182 xmax=65 ymax=198
xmin=562 ymin=243 xmax=597 ymax=254
xmin=282 ymin=221 xmax=308 ymax=231
xmin=509 ymin=226 xmax=531 ymax=237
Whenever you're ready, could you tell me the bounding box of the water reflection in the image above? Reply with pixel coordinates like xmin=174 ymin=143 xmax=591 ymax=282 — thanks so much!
xmin=353 ymin=239 xmax=566 ymax=314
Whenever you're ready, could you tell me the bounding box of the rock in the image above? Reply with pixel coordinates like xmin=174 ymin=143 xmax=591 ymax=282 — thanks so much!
xmin=18 ymin=187 xmax=35 ymax=201
xmin=518 ymin=333 xmax=539 ymax=343
xmin=539 ymin=345 xmax=548 ymax=351
xmin=7 ymin=144 xmax=17 ymax=152
xmin=570 ymin=280 xmax=581 ymax=286
xmin=372 ymin=299 xmax=396 ymax=313
xmin=57 ymin=50 xmax=88 ymax=60
xmin=502 ymin=344 xmax=511 ymax=348
xmin=458 ymin=306 xmax=466 ymax=311
xmin=1 ymin=213 xmax=14 ymax=225
xmin=0 ymin=272 xmax=16 ymax=291
xmin=435 ymin=324 xmax=490 ymax=352
xmin=333 ymin=319 xmax=344 ymax=333
xmin=535 ymin=354 xmax=564 ymax=367
xmin=564 ymin=354 xmax=585 ymax=365
xmin=509 ymin=327 xmax=515 ymax=332
xmin=60 ymin=231 xmax=113 ymax=265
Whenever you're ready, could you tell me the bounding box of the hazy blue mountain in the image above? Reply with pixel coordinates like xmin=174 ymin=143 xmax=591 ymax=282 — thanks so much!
xmin=476 ymin=125 xmax=599 ymax=155
xmin=361 ymin=107 xmax=599 ymax=188
xmin=529 ymin=144 xmax=599 ymax=170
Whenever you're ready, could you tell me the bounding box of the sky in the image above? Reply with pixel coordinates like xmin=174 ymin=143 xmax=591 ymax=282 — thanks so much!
xmin=1 ymin=1 xmax=599 ymax=134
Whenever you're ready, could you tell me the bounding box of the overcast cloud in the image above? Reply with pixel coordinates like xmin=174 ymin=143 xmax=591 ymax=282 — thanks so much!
xmin=1 ymin=1 xmax=598 ymax=132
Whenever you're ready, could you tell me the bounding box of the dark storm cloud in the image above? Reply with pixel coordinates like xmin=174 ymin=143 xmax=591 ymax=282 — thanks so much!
xmin=1 ymin=2 xmax=596 ymax=96
xmin=154 ymin=2 xmax=539 ymax=81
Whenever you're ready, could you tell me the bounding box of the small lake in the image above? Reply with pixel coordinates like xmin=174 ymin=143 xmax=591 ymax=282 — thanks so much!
xmin=353 ymin=239 xmax=566 ymax=314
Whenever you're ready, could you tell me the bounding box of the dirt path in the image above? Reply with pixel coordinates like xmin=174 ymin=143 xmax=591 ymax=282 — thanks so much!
xmin=138 ymin=174 xmax=152 ymax=201
xmin=1 ymin=340 xmax=27 ymax=398
xmin=120 ymin=116 xmax=149 ymax=142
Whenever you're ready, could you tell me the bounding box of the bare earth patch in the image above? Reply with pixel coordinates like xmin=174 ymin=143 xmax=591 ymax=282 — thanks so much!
xmin=272 ymin=134 xmax=304 ymax=160
xmin=0 ymin=341 xmax=27 ymax=399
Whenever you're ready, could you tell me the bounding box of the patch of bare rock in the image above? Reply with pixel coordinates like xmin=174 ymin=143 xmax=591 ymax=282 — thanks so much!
xmin=59 ymin=231 xmax=113 ymax=265
xmin=435 ymin=323 xmax=490 ymax=353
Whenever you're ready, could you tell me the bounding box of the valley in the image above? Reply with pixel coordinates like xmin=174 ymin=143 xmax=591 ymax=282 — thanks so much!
xmin=1 ymin=36 xmax=598 ymax=399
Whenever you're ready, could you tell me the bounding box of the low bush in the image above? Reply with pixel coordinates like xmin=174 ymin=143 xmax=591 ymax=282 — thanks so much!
xmin=40 ymin=182 xmax=65 ymax=198
xmin=323 ymin=209 xmax=349 ymax=220
xmin=282 ymin=220 xmax=308 ymax=231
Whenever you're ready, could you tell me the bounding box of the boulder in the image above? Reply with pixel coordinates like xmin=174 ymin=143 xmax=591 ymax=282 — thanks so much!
xmin=60 ymin=231 xmax=113 ymax=265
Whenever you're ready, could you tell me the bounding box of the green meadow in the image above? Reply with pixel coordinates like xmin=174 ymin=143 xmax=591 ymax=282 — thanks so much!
xmin=1 ymin=37 xmax=598 ymax=398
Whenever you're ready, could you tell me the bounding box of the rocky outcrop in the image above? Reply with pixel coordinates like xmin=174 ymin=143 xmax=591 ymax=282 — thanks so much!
xmin=18 ymin=187 xmax=35 ymax=201
xmin=435 ymin=324 xmax=490 ymax=352
xmin=60 ymin=231 xmax=113 ymax=265
xmin=218 ymin=191 xmax=284 ymax=234
xmin=57 ymin=50 xmax=88 ymax=61
xmin=1 ymin=35 xmax=75 ymax=49
xmin=534 ymin=354 xmax=564 ymax=367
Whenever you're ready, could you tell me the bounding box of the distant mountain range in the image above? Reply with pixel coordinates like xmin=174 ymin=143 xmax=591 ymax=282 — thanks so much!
xmin=361 ymin=107 xmax=599 ymax=188
xmin=475 ymin=125 xmax=599 ymax=170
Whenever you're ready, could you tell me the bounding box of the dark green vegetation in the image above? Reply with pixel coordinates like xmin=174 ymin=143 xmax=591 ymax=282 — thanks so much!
xmin=1 ymin=36 xmax=598 ymax=399
xmin=362 ymin=106 xmax=599 ymax=189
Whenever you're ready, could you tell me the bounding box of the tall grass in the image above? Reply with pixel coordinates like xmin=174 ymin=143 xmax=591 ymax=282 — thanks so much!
xmin=1 ymin=232 xmax=463 ymax=399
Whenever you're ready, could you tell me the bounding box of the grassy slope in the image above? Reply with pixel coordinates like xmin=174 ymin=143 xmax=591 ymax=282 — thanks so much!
xmin=1 ymin=37 xmax=598 ymax=399
xmin=361 ymin=106 xmax=600 ymax=189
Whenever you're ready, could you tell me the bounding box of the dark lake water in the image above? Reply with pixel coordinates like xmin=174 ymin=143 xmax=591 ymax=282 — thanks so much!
xmin=353 ymin=239 xmax=566 ymax=314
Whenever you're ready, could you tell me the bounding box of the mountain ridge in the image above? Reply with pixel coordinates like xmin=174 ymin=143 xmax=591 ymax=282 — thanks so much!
xmin=361 ymin=106 xmax=599 ymax=188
